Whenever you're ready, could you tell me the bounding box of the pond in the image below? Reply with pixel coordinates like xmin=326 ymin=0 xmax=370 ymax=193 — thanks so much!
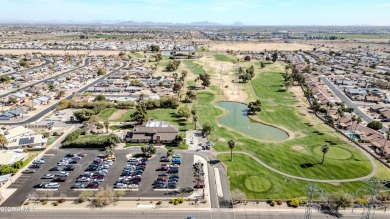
xmin=216 ymin=101 xmax=289 ymax=141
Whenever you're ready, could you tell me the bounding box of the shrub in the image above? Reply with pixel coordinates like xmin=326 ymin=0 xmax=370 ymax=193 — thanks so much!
xmin=52 ymin=201 xmax=59 ymax=206
xmin=42 ymin=200 xmax=48 ymax=205
xmin=357 ymin=198 xmax=370 ymax=206
xmin=174 ymin=200 xmax=179 ymax=205
xmin=53 ymin=132 xmax=60 ymax=136
xmin=270 ymin=201 xmax=276 ymax=207
xmin=170 ymin=199 xmax=175 ymax=204
xmin=24 ymin=201 xmax=30 ymax=205
xmin=58 ymin=199 xmax=65 ymax=203
xmin=156 ymin=200 xmax=162 ymax=205
xmin=177 ymin=197 xmax=184 ymax=204
xmin=288 ymin=198 xmax=300 ymax=208
xmin=276 ymin=200 xmax=283 ymax=205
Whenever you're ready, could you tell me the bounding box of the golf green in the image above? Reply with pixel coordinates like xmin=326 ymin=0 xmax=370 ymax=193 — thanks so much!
xmin=244 ymin=176 xmax=272 ymax=193
xmin=313 ymin=146 xmax=352 ymax=160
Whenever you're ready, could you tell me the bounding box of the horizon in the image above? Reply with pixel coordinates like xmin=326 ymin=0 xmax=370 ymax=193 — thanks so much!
xmin=1 ymin=0 xmax=390 ymax=26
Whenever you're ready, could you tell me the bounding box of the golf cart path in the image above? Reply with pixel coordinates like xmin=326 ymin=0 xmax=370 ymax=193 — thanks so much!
xmin=216 ymin=151 xmax=378 ymax=183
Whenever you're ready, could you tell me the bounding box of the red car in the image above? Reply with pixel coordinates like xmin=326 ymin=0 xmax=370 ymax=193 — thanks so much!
xmin=52 ymin=176 xmax=66 ymax=182
xmin=86 ymin=182 xmax=100 ymax=189
xmin=156 ymin=176 xmax=167 ymax=182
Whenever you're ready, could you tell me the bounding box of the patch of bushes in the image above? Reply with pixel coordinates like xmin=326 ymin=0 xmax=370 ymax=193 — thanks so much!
xmin=156 ymin=200 xmax=162 ymax=205
xmin=42 ymin=200 xmax=48 ymax=205
xmin=288 ymin=198 xmax=300 ymax=208
xmin=62 ymin=134 xmax=120 ymax=148
xmin=170 ymin=198 xmax=185 ymax=205
xmin=276 ymin=200 xmax=283 ymax=205
xmin=63 ymin=129 xmax=85 ymax=143
xmin=24 ymin=201 xmax=30 ymax=205
xmin=52 ymin=201 xmax=59 ymax=206
xmin=58 ymin=199 xmax=65 ymax=203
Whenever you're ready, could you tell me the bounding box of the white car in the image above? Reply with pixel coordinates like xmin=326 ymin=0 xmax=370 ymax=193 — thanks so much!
xmin=173 ymin=154 xmax=182 ymax=158
xmin=42 ymin=174 xmax=55 ymax=179
xmin=56 ymin=171 xmax=69 ymax=177
xmin=114 ymin=183 xmax=127 ymax=188
xmin=57 ymin=162 xmax=69 ymax=166
xmin=45 ymin=183 xmax=60 ymax=188
xmin=77 ymin=177 xmax=90 ymax=182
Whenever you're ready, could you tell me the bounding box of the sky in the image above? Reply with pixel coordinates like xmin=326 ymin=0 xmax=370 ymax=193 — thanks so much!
xmin=0 ymin=0 xmax=390 ymax=25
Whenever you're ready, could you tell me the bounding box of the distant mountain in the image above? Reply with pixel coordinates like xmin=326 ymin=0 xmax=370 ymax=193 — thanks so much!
xmin=231 ymin=21 xmax=245 ymax=26
xmin=117 ymin=20 xmax=223 ymax=26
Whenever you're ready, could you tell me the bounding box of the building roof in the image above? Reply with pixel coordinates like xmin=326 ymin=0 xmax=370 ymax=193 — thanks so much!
xmin=0 ymin=150 xmax=28 ymax=165
xmin=2 ymin=126 xmax=34 ymax=140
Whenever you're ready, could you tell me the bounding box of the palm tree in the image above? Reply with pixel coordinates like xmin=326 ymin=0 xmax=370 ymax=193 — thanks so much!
xmin=337 ymin=108 xmax=345 ymax=126
xmin=103 ymin=121 xmax=109 ymax=133
xmin=353 ymin=117 xmax=363 ymax=134
xmin=0 ymin=134 xmax=8 ymax=150
xmin=383 ymin=129 xmax=390 ymax=154
xmin=172 ymin=72 xmax=178 ymax=82
xmin=228 ymin=140 xmax=235 ymax=161
xmin=326 ymin=102 xmax=334 ymax=116
xmin=321 ymin=145 xmax=330 ymax=164
xmin=193 ymin=115 xmax=198 ymax=130
xmin=58 ymin=90 xmax=65 ymax=98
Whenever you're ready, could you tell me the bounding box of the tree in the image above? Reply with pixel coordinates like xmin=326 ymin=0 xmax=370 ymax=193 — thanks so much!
xmin=150 ymin=44 xmax=160 ymax=52
xmin=197 ymin=73 xmax=211 ymax=88
xmin=166 ymin=60 xmax=181 ymax=72
xmin=97 ymin=68 xmax=106 ymax=76
xmin=48 ymin=84 xmax=56 ymax=90
xmin=185 ymin=91 xmax=196 ymax=102
xmin=337 ymin=108 xmax=345 ymax=126
xmin=193 ymin=115 xmax=198 ymax=130
xmin=172 ymin=82 xmax=183 ymax=93
xmin=78 ymin=191 xmax=91 ymax=203
xmin=180 ymin=70 xmax=188 ymax=81
xmin=141 ymin=144 xmax=156 ymax=157
xmin=114 ymin=190 xmax=126 ymax=202
xmin=202 ymin=122 xmax=213 ymax=136
xmin=367 ymin=121 xmax=383 ymax=131
xmin=0 ymin=134 xmax=8 ymax=149
xmin=8 ymin=96 xmax=18 ymax=104
xmin=0 ymin=165 xmax=17 ymax=175
xmin=94 ymin=95 xmax=106 ymax=102
xmin=104 ymin=121 xmax=109 ymax=133
xmin=57 ymin=90 xmax=65 ymax=98
xmin=172 ymin=72 xmax=178 ymax=82
xmin=260 ymin=62 xmax=265 ymax=68
xmin=94 ymin=187 xmax=115 ymax=207
xmin=248 ymin=100 xmax=261 ymax=115
xmin=130 ymin=103 xmax=148 ymax=124
xmin=0 ymin=75 xmax=11 ymax=83
xmin=166 ymin=149 xmax=173 ymax=157
xmin=244 ymin=55 xmax=251 ymax=61
xmin=353 ymin=116 xmax=362 ymax=133
xmin=322 ymin=192 xmax=353 ymax=213
xmin=228 ymin=140 xmax=235 ymax=161
xmin=284 ymin=79 xmax=293 ymax=91
xmin=177 ymin=105 xmax=191 ymax=119
xmin=105 ymin=145 xmax=115 ymax=157
xmin=73 ymin=109 xmax=95 ymax=122
xmin=271 ymin=51 xmax=278 ymax=62
xmin=321 ymin=145 xmax=329 ymax=164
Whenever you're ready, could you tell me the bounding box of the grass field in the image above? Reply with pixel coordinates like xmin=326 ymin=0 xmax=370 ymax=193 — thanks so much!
xmin=183 ymin=60 xmax=206 ymax=75
xmin=112 ymin=108 xmax=193 ymax=133
xmin=98 ymin=108 xmax=118 ymax=121
xmin=72 ymin=134 xmax=109 ymax=144
xmin=46 ymin=136 xmax=59 ymax=146
xmin=217 ymin=153 xmax=367 ymax=199
xmin=214 ymin=53 xmax=238 ymax=63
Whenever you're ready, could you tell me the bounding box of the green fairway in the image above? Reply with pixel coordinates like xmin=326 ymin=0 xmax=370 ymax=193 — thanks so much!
xmin=98 ymin=108 xmax=118 ymax=121
xmin=244 ymin=176 xmax=272 ymax=193
xmin=374 ymin=161 xmax=390 ymax=180
xmin=193 ymin=59 xmax=374 ymax=182
xmin=312 ymin=146 xmax=352 ymax=160
xmin=183 ymin=60 xmax=206 ymax=75
xmin=214 ymin=53 xmax=237 ymax=63
xmin=217 ymin=153 xmax=367 ymax=199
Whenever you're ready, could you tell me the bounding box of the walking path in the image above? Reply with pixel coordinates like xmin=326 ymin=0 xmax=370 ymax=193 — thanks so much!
xmin=216 ymin=151 xmax=377 ymax=183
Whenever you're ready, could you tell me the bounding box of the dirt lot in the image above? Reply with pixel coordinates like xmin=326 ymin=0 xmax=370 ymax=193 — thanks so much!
xmin=208 ymin=41 xmax=314 ymax=51
xmin=0 ymin=49 xmax=121 ymax=56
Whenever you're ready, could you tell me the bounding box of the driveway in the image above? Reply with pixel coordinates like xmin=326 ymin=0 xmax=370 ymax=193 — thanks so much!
xmin=186 ymin=130 xmax=208 ymax=151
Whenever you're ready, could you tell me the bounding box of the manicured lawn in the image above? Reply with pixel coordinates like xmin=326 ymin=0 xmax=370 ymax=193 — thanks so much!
xmin=22 ymin=151 xmax=40 ymax=168
xmin=112 ymin=108 xmax=193 ymax=133
xmin=214 ymin=53 xmax=237 ymax=63
xmin=46 ymin=136 xmax=59 ymax=146
xmin=374 ymin=161 xmax=390 ymax=180
xmin=72 ymin=134 xmax=109 ymax=144
xmin=217 ymin=153 xmax=367 ymax=199
xmin=98 ymin=108 xmax=118 ymax=121
xmin=132 ymin=52 xmax=145 ymax=59
xmin=187 ymin=80 xmax=196 ymax=87
xmin=183 ymin=60 xmax=206 ymax=75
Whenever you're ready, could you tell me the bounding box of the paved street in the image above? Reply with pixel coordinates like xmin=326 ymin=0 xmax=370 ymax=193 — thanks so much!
xmin=2 ymin=59 xmax=51 ymax=76
xmin=320 ymin=76 xmax=388 ymax=132
xmin=1 ymin=209 xmax=389 ymax=219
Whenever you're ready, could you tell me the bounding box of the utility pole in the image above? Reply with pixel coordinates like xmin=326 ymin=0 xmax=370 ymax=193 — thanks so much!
xmin=356 ymin=179 xmax=390 ymax=219
xmin=303 ymin=183 xmax=323 ymax=219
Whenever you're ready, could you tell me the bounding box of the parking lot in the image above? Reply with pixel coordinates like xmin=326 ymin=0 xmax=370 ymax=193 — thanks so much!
xmin=2 ymin=148 xmax=196 ymax=207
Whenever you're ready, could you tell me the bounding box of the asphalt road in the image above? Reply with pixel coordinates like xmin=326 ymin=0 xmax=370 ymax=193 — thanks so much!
xmin=2 ymin=59 xmax=51 ymax=76
xmin=1 ymin=209 xmax=389 ymax=219
xmin=320 ymin=76 xmax=388 ymax=132
xmin=0 ymin=61 xmax=127 ymax=125
xmin=0 ymin=58 xmax=89 ymax=99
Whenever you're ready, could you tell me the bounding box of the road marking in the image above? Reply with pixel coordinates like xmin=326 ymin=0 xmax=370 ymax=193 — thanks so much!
xmin=214 ymin=168 xmax=223 ymax=197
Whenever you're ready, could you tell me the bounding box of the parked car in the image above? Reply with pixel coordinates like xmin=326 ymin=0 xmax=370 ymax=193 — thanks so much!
xmin=49 ymin=167 xmax=62 ymax=171
xmin=172 ymin=154 xmax=182 ymax=158
xmin=55 ymin=171 xmax=69 ymax=177
xmin=160 ymin=156 xmax=170 ymax=162
xmin=23 ymin=169 xmax=35 ymax=173
xmin=153 ymin=184 xmax=165 ymax=189
xmin=45 ymin=183 xmax=60 ymax=188
xmin=71 ymin=183 xmax=86 ymax=189
xmin=77 ymin=177 xmax=90 ymax=182
xmin=86 ymin=182 xmax=100 ymax=189
xmin=63 ymin=165 xmax=75 ymax=171
xmin=33 ymin=183 xmax=46 ymax=188
xmin=52 ymin=176 xmax=67 ymax=182
xmin=41 ymin=174 xmax=55 ymax=179
xmin=69 ymin=160 xmax=78 ymax=164
xmin=158 ymin=172 xmax=169 ymax=177
xmin=29 ymin=164 xmax=41 ymax=169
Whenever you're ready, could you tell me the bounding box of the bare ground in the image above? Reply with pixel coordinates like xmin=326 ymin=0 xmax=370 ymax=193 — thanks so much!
xmin=109 ymin=109 xmax=127 ymax=120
